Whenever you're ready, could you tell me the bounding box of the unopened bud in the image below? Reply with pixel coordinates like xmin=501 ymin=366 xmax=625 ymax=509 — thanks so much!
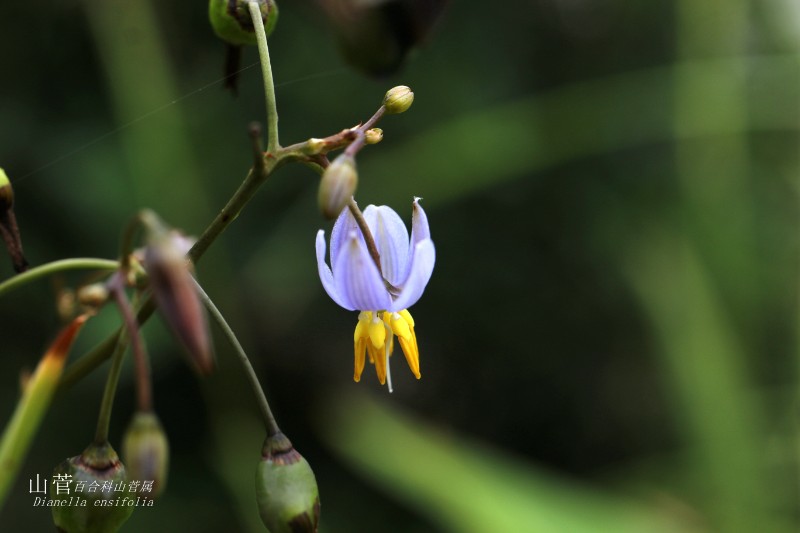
xmin=123 ymin=412 xmax=169 ymax=498
xmin=303 ymin=138 xmax=326 ymax=155
xmin=209 ymin=0 xmax=279 ymax=46
xmin=365 ymin=128 xmax=383 ymax=145
xmin=256 ymin=433 xmax=320 ymax=533
xmin=142 ymin=214 xmax=213 ymax=375
xmin=77 ymin=283 xmax=110 ymax=309
xmin=383 ymin=86 xmax=414 ymax=114
xmin=52 ymin=442 xmax=134 ymax=533
xmin=0 ymin=167 xmax=27 ymax=273
xmin=0 ymin=168 xmax=13 ymax=211
xmin=318 ymin=155 xmax=357 ymax=220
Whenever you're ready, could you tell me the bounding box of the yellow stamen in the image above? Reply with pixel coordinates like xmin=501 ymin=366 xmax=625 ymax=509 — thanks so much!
xmin=354 ymin=312 xmax=371 ymax=342
xmin=353 ymin=338 xmax=366 ymax=382
xmin=368 ymin=317 xmax=386 ymax=349
xmin=391 ymin=311 xmax=421 ymax=379
xmin=399 ymin=309 xmax=415 ymax=327
xmin=353 ymin=312 xmax=373 ymax=381
xmin=352 ymin=309 xmax=422 ymax=385
xmin=370 ymin=343 xmax=387 ymax=384
xmin=389 ymin=312 xmax=411 ymax=340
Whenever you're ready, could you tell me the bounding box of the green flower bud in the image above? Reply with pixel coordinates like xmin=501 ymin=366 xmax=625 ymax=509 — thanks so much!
xmin=256 ymin=433 xmax=320 ymax=533
xmin=383 ymin=85 xmax=414 ymax=114
xmin=209 ymin=0 xmax=279 ymax=46
xmin=77 ymin=283 xmax=110 ymax=309
xmin=318 ymin=155 xmax=358 ymax=220
xmin=122 ymin=412 xmax=169 ymax=498
xmin=364 ymin=128 xmax=383 ymax=145
xmin=51 ymin=442 xmax=134 ymax=533
xmin=303 ymin=138 xmax=326 ymax=155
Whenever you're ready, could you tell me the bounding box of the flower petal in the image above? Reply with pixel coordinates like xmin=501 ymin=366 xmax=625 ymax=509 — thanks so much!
xmin=329 ymin=202 xmax=362 ymax=266
xmin=334 ymin=231 xmax=393 ymax=311
xmin=390 ymin=239 xmax=435 ymax=311
xmin=316 ymin=230 xmax=355 ymax=310
xmin=399 ymin=198 xmax=431 ymax=286
xmin=410 ymin=197 xmax=430 ymax=246
xmin=363 ymin=205 xmax=410 ymax=287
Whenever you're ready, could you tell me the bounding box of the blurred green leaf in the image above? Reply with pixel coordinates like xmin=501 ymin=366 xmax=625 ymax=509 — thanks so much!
xmin=360 ymin=55 xmax=799 ymax=207
xmin=320 ymin=392 xmax=693 ymax=533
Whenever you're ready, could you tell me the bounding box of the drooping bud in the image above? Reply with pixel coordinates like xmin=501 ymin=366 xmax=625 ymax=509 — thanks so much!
xmin=208 ymin=0 xmax=279 ymax=46
xmin=141 ymin=212 xmax=213 ymax=375
xmin=364 ymin=128 xmax=384 ymax=145
xmin=318 ymin=155 xmax=358 ymax=220
xmin=122 ymin=412 xmax=169 ymax=498
xmin=51 ymin=442 xmax=134 ymax=533
xmin=383 ymin=86 xmax=414 ymax=114
xmin=0 ymin=168 xmax=28 ymax=273
xmin=256 ymin=433 xmax=320 ymax=533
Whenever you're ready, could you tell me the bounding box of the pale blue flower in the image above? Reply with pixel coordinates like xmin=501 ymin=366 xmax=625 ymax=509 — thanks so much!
xmin=316 ymin=198 xmax=435 ymax=386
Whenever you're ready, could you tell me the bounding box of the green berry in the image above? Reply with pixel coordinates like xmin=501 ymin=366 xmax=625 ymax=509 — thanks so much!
xmin=255 ymin=433 xmax=320 ymax=533
xmin=51 ymin=443 xmax=134 ymax=533
xmin=209 ymin=0 xmax=279 ymax=46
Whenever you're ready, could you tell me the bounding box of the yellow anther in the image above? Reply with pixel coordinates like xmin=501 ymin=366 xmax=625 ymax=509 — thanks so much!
xmin=353 ymin=338 xmax=367 ymax=382
xmin=368 ymin=317 xmax=386 ymax=349
xmin=351 ymin=308 xmax=422 ymax=385
xmin=366 ymin=343 xmax=378 ymax=364
xmin=353 ymin=319 xmax=369 ymax=342
xmin=399 ymin=309 xmax=415 ymax=327
xmin=389 ymin=312 xmax=412 ymax=340
xmin=372 ymin=344 xmax=387 ymax=384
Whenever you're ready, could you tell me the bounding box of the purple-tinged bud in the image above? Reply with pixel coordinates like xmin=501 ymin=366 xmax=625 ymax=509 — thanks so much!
xmin=0 ymin=168 xmax=13 ymax=211
xmin=256 ymin=433 xmax=320 ymax=533
xmin=51 ymin=442 xmax=133 ymax=533
xmin=318 ymin=155 xmax=358 ymax=220
xmin=143 ymin=222 xmax=213 ymax=375
xmin=383 ymin=86 xmax=414 ymax=114
xmin=365 ymin=128 xmax=384 ymax=145
xmin=122 ymin=412 xmax=169 ymax=498
xmin=0 ymin=168 xmax=28 ymax=273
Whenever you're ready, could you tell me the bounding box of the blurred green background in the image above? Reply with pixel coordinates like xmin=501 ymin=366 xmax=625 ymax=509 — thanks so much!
xmin=1 ymin=0 xmax=798 ymax=531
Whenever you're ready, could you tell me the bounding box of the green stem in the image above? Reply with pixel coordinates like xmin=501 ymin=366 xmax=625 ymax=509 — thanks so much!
xmin=249 ymin=1 xmax=280 ymax=153
xmin=193 ymin=278 xmax=280 ymax=436
xmin=344 ymin=106 xmax=386 ymax=158
xmin=61 ymin=141 xmax=286 ymax=391
xmin=93 ymin=327 xmax=129 ymax=444
xmin=0 ymin=258 xmax=118 ymax=299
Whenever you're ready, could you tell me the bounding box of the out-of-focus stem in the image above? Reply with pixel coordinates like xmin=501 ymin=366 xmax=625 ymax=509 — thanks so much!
xmin=193 ymin=279 xmax=280 ymax=437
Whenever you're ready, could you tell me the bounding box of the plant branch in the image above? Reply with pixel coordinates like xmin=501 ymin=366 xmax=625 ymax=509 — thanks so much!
xmin=193 ymin=278 xmax=280 ymax=437
xmin=0 ymin=258 xmax=118 ymax=299
xmin=249 ymin=1 xmax=280 ymax=153
xmin=93 ymin=314 xmax=129 ymax=444
xmin=110 ymin=282 xmax=152 ymax=412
